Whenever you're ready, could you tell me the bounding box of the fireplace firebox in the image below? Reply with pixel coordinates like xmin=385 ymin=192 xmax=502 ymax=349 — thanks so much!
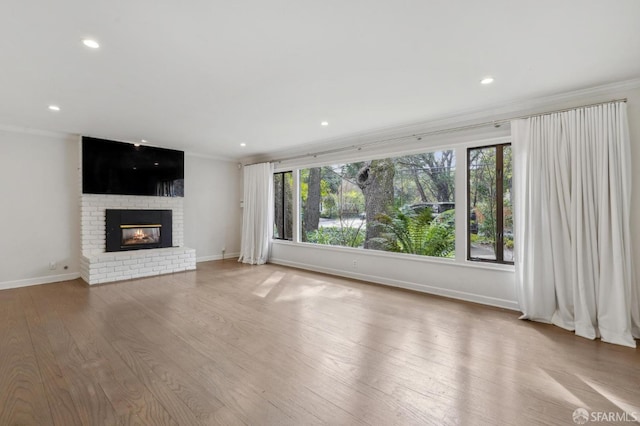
xmin=105 ymin=209 xmax=172 ymax=252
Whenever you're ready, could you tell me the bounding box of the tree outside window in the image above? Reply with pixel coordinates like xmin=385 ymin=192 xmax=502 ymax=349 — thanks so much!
xmin=298 ymin=150 xmax=456 ymax=258
xmin=467 ymin=144 xmax=513 ymax=263
xmin=273 ymin=171 xmax=293 ymax=240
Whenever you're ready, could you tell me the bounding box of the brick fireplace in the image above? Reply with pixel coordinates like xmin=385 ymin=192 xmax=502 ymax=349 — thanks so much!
xmin=79 ymin=194 xmax=195 ymax=285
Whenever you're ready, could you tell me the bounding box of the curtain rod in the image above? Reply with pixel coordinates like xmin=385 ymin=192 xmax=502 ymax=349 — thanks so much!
xmin=246 ymin=98 xmax=627 ymax=166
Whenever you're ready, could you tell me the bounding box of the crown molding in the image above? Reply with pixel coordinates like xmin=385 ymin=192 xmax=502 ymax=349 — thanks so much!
xmin=0 ymin=123 xmax=75 ymax=139
xmin=184 ymin=150 xmax=238 ymax=163
xmin=0 ymin=124 xmax=238 ymax=162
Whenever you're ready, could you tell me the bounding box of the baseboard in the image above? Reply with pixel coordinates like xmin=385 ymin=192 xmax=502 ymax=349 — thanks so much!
xmin=1 ymin=254 xmax=241 ymax=290
xmin=269 ymin=258 xmax=520 ymax=311
xmin=196 ymin=252 xmax=240 ymax=263
xmin=0 ymin=272 xmax=81 ymax=291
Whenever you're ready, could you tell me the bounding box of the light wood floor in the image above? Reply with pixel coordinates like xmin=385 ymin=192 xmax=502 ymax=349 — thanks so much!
xmin=1 ymin=261 xmax=638 ymax=425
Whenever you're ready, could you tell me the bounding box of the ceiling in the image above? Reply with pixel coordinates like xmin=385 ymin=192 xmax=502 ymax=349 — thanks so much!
xmin=1 ymin=1 xmax=639 ymax=160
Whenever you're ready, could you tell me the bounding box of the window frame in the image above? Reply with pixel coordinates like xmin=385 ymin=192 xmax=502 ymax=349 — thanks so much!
xmin=466 ymin=142 xmax=513 ymax=265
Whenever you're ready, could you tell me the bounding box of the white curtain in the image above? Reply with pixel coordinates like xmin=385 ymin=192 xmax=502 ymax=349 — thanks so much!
xmin=238 ymin=162 xmax=274 ymax=265
xmin=512 ymin=101 xmax=640 ymax=347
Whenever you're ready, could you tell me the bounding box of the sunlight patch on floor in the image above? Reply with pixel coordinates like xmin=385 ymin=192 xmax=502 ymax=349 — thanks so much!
xmin=274 ymin=283 xmax=326 ymax=302
xmin=578 ymin=374 xmax=640 ymax=414
xmin=252 ymin=271 xmax=285 ymax=297
xmin=535 ymin=368 xmax=586 ymax=408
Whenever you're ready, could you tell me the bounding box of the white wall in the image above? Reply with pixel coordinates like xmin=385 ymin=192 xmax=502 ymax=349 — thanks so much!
xmin=0 ymin=128 xmax=80 ymax=289
xmin=184 ymin=154 xmax=242 ymax=261
xmin=269 ymin=81 xmax=640 ymax=311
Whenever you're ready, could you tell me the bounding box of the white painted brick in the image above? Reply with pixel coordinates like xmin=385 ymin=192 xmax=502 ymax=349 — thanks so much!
xmin=81 ymin=193 xmax=189 ymax=282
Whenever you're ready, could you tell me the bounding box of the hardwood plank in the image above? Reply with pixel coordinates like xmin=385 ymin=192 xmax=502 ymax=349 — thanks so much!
xmin=26 ymin=283 xmax=120 ymax=425
xmin=20 ymin=287 xmax=83 ymax=426
xmin=115 ymin=281 xmax=383 ymax=423
xmin=110 ymin=264 xmax=640 ymax=423
xmin=102 ymin=274 xmax=521 ymax=424
xmin=47 ymin=280 xmax=234 ymax=426
xmin=122 ymin=281 xmax=442 ymax=424
xmin=0 ymin=288 xmax=53 ymax=425
xmin=1 ymin=261 xmax=639 ymax=426
xmin=92 ymin=285 xmax=327 ymax=425
xmin=55 ymin=281 xmax=230 ymax=424
xmin=34 ymin=282 xmax=179 ymax=426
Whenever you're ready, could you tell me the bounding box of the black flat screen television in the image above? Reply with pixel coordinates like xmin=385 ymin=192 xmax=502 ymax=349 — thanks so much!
xmin=82 ymin=137 xmax=184 ymax=197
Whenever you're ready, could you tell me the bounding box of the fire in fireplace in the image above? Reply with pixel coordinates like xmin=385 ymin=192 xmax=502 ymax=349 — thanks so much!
xmin=121 ymin=225 xmax=161 ymax=246
xmin=106 ymin=209 xmax=172 ymax=252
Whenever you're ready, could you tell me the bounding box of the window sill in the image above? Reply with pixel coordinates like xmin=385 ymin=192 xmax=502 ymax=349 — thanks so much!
xmin=271 ymin=239 xmax=515 ymax=273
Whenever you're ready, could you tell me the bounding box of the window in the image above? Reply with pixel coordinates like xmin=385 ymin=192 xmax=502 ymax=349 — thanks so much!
xmin=298 ymin=150 xmax=455 ymax=258
xmin=273 ymin=171 xmax=293 ymax=240
xmin=467 ymin=144 xmax=513 ymax=263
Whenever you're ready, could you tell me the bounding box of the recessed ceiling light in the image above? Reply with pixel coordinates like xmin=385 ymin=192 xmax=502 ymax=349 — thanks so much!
xmin=141 ymin=139 xmax=147 ymax=143
xmin=82 ymin=39 xmax=100 ymax=49
xmin=240 ymin=143 xmax=246 ymax=147
xmin=48 ymin=105 xmax=60 ymax=111
xmin=480 ymin=77 xmax=494 ymax=85
xmin=134 ymin=143 xmax=140 ymax=147
xmin=154 ymin=162 xmax=159 ymax=166
xmin=321 ymin=121 xmax=329 ymax=126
